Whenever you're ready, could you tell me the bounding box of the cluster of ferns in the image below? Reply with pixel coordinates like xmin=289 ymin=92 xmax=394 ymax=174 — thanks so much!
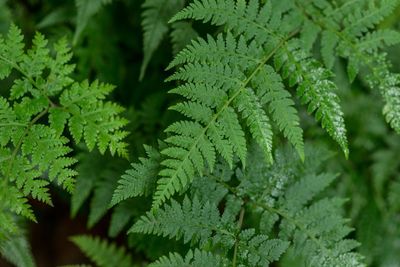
xmin=1 ymin=0 xmax=400 ymax=266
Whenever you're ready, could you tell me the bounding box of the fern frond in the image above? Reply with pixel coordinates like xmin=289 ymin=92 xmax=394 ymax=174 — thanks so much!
xmin=357 ymin=29 xmax=400 ymax=52
xmin=0 ymin=25 xmax=128 ymax=235
xmin=251 ymin=65 xmax=304 ymax=160
xmin=151 ymin=0 xmax=349 ymax=208
xmin=294 ymin=0 xmax=400 ymax=134
xmin=131 ymin=196 xmax=226 ymax=246
xmin=0 ymin=184 xmax=35 ymax=222
xmin=321 ymin=30 xmax=339 ymax=69
xmin=237 ymin=229 xmax=289 ymax=267
xmin=149 ymin=249 xmax=226 ymax=267
xmin=342 ymin=0 xmax=398 ymax=37
xmin=133 ymin=194 xmax=289 ymax=266
xmin=70 ymin=235 xmax=134 ymax=267
xmin=0 ymin=233 xmax=36 ymax=267
xmin=59 ymin=80 xmax=129 ymax=157
xmin=238 ymin=146 xmax=365 ymax=267
xmin=111 ymin=145 xmax=161 ymax=206
xmin=274 ymin=40 xmax=348 ymax=158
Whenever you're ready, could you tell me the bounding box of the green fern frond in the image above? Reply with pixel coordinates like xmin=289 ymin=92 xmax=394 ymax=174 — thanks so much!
xmin=0 ymin=233 xmax=36 ymax=267
xmin=357 ymin=29 xmax=400 ymax=52
xmin=111 ymin=145 xmax=161 ymax=206
xmin=149 ymin=249 xmax=225 ymax=267
xmin=131 ymin=196 xmax=226 ymax=246
xmin=342 ymin=0 xmax=398 ymax=37
xmin=70 ymin=235 xmax=134 ymax=267
xmin=251 ymin=65 xmax=304 ymax=161
xmin=0 ymin=25 xmax=128 ymax=235
xmin=237 ymin=229 xmax=289 ymax=267
xmin=274 ymin=40 xmax=348 ymax=158
xmin=133 ymin=194 xmax=289 ymax=266
xmin=59 ymin=80 xmax=129 ymax=157
xmin=150 ymin=0 xmax=349 ymax=209
xmin=293 ymin=0 xmax=400 ymax=134
xmin=238 ymin=146 xmax=365 ymax=267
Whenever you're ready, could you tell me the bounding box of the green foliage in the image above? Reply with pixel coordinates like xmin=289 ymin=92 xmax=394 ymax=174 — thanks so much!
xmin=74 ymin=0 xmax=113 ymax=45
xmin=0 ymin=24 xmax=127 ymax=241
xmin=140 ymin=0 xmax=197 ymax=80
xmin=70 ymin=235 xmax=134 ymax=267
xmin=1 ymin=0 xmax=400 ymax=266
xmin=140 ymin=0 xmax=355 ymax=209
xmin=149 ymin=249 xmax=225 ymax=267
xmin=129 ymin=145 xmax=364 ymax=266
xmin=0 ymin=232 xmax=35 ymax=267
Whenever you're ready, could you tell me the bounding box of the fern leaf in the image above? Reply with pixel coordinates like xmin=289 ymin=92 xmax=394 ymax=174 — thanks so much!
xmin=252 ymin=65 xmax=304 ymax=160
xmin=239 ymin=145 xmax=365 ymax=267
xmin=168 ymin=0 xmax=348 ymax=176
xmin=70 ymin=235 xmax=134 ymax=267
xmin=0 ymin=184 xmax=35 ymax=222
xmin=149 ymin=249 xmax=225 ymax=267
xmin=111 ymin=145 xmax=160 ymax=206
xmin=59 ymin=80 xmax=128 ymax=157
xmin=357 ymin=29 xmax=400 ymax=52
xmin=321 ymin=30 xmax=339 ymax=69
xmin=238 ymin=229 xmax=289 ymax=266
xmin=131 ymin=196 xmax=226 ymax=246
xmin=297 ymin=0 xmax=400 ymax=134
xmin=275 ymin=41 xmax=348 ymax=158
xmin=235 ymin=88 xmax=273 ymax=163
xmin=379 ymin=71 xmax=400 ymax=134
xmin=0 ymin=234 xmax=36 ymax=267
xmin=0 ymin=26 xmax=128 ymax=233
xmin=343 ymin=0 xmax=398 ymax=37
xmin=0 ymin=24 xmax=24 ymax=78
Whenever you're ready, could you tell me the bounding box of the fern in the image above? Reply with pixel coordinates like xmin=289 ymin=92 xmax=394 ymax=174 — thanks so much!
xmin=131 ymin=196 xmax=227 ymax=246
xmin=130 ymin=144 xmax=364 ymax=266
xmin=70 ymin=235 xmax=134 ymax=267
xmin=149 ymin=249 xmax=225 ymax=267
xmin=0 ymin=25 xmax=128 ymax=236
xmin=291 ymin=0 xmax=400 ymax=133
xmin=137 ymin=0 xmax=351 ymax=209
xmin=0 ymin=232 xmax=36 ymax=267
xmin=111 ymin=145 xmax=161 ymax=206
xmin=2 ymin=1 xmax=400 ymax=266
